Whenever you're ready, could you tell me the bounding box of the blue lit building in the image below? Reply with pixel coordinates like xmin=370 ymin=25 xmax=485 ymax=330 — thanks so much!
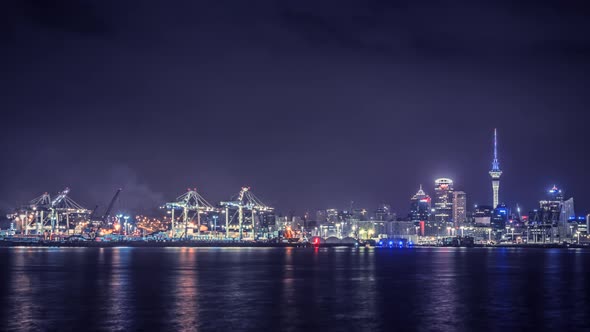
xmin=491 ymin=203 xmax=509 ymax=231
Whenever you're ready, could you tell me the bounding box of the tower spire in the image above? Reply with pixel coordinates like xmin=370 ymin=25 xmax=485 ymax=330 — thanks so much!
xmin=494 ymin=128 xmax=497 ymax=159
xmin=492 ymin=128 xmax=500 ymax=171
xmin=489 ymin=128 xmax=503 ymax=208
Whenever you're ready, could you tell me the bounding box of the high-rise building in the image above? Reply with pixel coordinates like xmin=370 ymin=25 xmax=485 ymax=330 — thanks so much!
xmin=489 ymin=129 xmax=503 ymax=209
xmin=540 ymin=185 xmax=564 ymax=226
xmin=548 ymin=185 xmax=564 ymax=201
xmin=409 ymin=185 xmax=431 ymax=222
xmin=375 ymin=204 xmax=393 ymax=221
xmin=326 ymin=209 xmax=339 ymax=223
xmin=434 ymin=178 xmax=454 ymax=223
xmin=452 ymin=191 xmax=467 ymax=227
xmin=561 ymin=198 xmax=575 ymax=222
xmin=474 ymin=205 xmax=494 ymax=226
xmin=491 ymin=203 xmax=509 ymax=231
xmin=560 ymin=197 xmax=575 ymax=239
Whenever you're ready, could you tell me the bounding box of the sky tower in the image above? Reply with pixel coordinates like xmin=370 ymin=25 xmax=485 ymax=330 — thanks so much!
xmin=489 ymin=129 xmax=502 ymax=208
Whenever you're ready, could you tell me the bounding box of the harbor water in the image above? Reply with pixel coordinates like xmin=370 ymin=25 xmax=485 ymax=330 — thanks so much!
xmin=0 ymin=247 xmax=589 ymax=331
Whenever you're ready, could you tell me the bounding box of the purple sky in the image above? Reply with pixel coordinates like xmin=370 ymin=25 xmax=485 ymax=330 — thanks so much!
xmin=2 ymin=0 xmax=590 ymax=216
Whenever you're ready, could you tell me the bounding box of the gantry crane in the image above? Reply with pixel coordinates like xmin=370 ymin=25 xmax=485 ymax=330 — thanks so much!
xmin=165 ymin=188 xmax=216 ymax=239
xmin=47 ymin=188 xmax=92 ymax=235
xmin=221 ymin=187 xmax=273 ymax=240
xmin=27 ymin=192 xmax=52 ymax=234
xmin=18 ymin=188 xmax=91 ymax=235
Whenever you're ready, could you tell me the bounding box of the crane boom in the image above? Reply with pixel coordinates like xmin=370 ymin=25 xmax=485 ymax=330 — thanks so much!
xmin=90 ymin=189 xmax=122 ymax=241
xmin=51 ymin=188 xmax=70 ymax=207
xmin=103 ymin=189 xmax=122 ymax=223
xmin=88 ymin=205 xmax=99 ymax=221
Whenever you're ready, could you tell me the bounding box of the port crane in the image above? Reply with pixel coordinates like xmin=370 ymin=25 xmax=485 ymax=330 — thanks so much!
xmin=89 ymin=188 xmax=122 ymax=240
xmin=48 ymin=188 xmax=92 ymax=235
xmin=221 ymin=187 xmax=273 ymax=240
xmin=22 ymin=188 xmax=91 ymax=235
xmin=27 ymin=192 xmax=52 ymax=234
xmin=165 ymin=188 xmax=216 ymax=238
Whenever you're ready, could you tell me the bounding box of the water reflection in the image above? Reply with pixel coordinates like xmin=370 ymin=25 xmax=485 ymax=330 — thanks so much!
xmin=278 ymin=247 xmax=296 ymax=329
xmin=106 ymin=248 xmax=132 ymax=331
xmin=11 ymin=252 xmax=35 ymax=331
xmin=1 ymin=247 xmax=590 ymax=331
xmin=415 ymin=248 xmax=459 ymax=332
xmin=173 ymin=248 xmax=199 ymax=331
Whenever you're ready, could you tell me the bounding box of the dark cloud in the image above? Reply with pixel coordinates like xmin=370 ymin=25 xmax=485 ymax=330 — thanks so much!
xmin=21 ymin=0 xmax=110 ymax=35
xmin=1 ymin=0 xmax=590 ymax=216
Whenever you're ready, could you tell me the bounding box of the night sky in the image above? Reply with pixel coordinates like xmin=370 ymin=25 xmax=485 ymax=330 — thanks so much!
xmin=2 ymin=1 xmax=590 ymax=217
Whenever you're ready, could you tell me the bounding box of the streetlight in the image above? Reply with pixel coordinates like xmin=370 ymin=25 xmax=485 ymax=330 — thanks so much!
xmin=124 ymin=216 xmax=130 ymax=236
xmin=511 ymin=227 xmax=514 ymax=242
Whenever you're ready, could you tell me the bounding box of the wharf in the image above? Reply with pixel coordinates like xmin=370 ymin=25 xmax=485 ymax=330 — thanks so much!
xmin=0 ymin=240 xmax=355 ymax=248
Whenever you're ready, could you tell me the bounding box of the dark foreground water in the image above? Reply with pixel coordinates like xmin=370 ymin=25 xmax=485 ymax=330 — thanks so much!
xmin=1 ymin=247 xmax=589 ymax=332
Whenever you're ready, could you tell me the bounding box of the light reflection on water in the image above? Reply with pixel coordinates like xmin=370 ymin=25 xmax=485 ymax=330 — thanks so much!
xmin=1 ymin=247 xmax=589 ymax=331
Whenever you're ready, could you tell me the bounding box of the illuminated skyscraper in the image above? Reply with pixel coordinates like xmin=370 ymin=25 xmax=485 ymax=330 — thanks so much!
xmin=410 ymin=185 xmax=431 ymax=222
xmin=540 ymin=185 xmax=563 ymax=226
xmin=489 ymin=129 xmax=502 ymax=209
xmin=452 ymin=191 xmax=467 ymax=227
xmin=560 ymin=197 xmax=575 ymax=239
xmin=434 ymin=178 xmax=454 ymax=223
xmin=492 ymin=203 xmax=509 ymax=231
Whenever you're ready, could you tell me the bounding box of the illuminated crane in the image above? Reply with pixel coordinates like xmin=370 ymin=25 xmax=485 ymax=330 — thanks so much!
xmin=165 ymin=188 xmax=216 ymax=239
xmin=27 ymin=192 xmax=52 ymax=234
xmin=18 ymin=188 xmax=91 ymax=235
xmin=221 ymin=187 xmax=273 ymax=240
xmin=48 ymin=188 xmax=92 ymax=235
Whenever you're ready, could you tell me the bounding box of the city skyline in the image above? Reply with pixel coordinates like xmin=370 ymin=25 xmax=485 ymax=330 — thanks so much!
xmin=1 ymin=153 xmax=583 ymax=222
xmin=0 ymin=128 xmax=586 ymax=217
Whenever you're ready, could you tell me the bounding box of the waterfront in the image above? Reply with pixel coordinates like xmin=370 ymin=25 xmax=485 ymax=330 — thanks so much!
xmin=1 ymin=247 xmax=589 ymax=331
